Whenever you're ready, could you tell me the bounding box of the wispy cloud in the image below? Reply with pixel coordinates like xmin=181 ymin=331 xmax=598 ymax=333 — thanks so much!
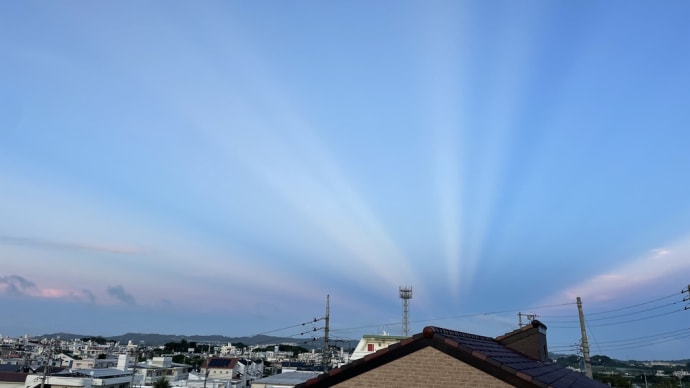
xmin=70 ymin=289 xmax=97 ymax=304
xmin=107 ymin=285 xmax=136 ymax=305
xmin=0 ymin=275 xmax=102 ymax=303
xmin=552 ymin=236 xmax=690 ymax=303
xmin=0 ymin=235 xmax=144 ymax=255
xmin=0 ymin=275 xmax=37 ymax=295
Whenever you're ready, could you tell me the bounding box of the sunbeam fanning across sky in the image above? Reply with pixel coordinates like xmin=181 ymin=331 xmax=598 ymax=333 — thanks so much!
xmin=421 ymin=2 xmax=469 ymax=299
xmin=2 ymin=0 xmax=690 ymax=361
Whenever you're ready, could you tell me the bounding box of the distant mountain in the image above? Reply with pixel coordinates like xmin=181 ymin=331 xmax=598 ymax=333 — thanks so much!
xmin=37 ymin=332 xmax=355 ymax=350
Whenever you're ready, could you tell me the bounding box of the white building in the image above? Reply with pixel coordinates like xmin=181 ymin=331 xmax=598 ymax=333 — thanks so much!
xmin=129 ymin=357 xmax=190 ymax=386
xmin=349 ymin=334 xmax=408 ymax=361
xmin=23 ymin=369 xmax=131 ymax=388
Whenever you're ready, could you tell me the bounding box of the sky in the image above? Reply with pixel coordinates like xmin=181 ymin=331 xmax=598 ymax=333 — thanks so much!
xmin=1 ymin=1 xmax=690 ymax=361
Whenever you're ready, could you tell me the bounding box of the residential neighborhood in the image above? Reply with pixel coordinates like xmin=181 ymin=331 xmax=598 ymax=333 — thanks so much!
xmin=0 ymin=323 xmax=687 ymax=388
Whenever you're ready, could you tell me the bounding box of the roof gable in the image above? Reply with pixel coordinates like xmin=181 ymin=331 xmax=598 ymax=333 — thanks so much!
xmin=299 ymin=326 xmax=608 ymax=388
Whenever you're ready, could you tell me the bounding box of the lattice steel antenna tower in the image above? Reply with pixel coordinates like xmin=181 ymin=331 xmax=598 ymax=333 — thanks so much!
xmin=399 ymin=285 xmax=413 ymax=336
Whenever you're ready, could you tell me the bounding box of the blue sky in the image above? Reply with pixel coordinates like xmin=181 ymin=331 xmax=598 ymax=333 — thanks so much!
xmin=2 ymin=1 xmax=690 ymax=360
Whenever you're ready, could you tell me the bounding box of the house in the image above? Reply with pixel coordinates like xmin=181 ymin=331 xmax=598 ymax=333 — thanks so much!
xmin=236 ymin=359 xmax=263 ymax=383
xmin=349 ymin=334 xmax=408 ymax=361
xmin=200 ymin=358 xmax=240 ymax=380
xmin=297 ymin=321 xmax=608 ymax=388
xmin=199 ymin=358 xmax=263 ymax=383
xmin=130 ymin=357 xmax=190 ymax=385
xmin=58 ymin=355 xmax=117 ymax=370
xmin=251 ymin=371 xmax=321 ymax=388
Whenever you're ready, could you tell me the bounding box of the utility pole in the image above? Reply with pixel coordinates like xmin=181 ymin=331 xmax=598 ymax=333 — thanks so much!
xmin=202 ymin=356 xmax=210 ymax=388
xmin=577 ymin=297 xmax=593 ymax=379
xmin=40 ymin=339 xmax=54 ymax=388
xmin=323 ymin=295 xmax=330 ymax=372
xmin=683 ymin=284 xmax=690 ymax=310
xmin=130 ymin=348 xmax=142 ymax=388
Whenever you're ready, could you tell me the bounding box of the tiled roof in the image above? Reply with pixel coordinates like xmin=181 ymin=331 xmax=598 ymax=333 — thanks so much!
xmin=0 ymin=372 xmax=29 ymax=383
xmin=298 ymin=326 xmax=608 ymax=388
xmin=202 ymin=357 xmax=238 ymax=369
xmin=0 ymin=365 xmax=22 ymax=372
xmin=424 ymin=327 xmax=605 ymax=388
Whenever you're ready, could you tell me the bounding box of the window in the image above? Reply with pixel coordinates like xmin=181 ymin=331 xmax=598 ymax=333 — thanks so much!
xmin=367 ymin=344 xmax=374 ymax=352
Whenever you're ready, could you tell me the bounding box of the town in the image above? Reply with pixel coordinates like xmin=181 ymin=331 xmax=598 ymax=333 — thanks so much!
xmin=1 ymin=323 xmax=688 ymax=388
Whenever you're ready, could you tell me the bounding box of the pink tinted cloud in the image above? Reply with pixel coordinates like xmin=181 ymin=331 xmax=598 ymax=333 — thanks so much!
xmin=0 ymin=274 xmax=98 ymax=303
xmin=555 ymin=239 xmax=690 ymax=303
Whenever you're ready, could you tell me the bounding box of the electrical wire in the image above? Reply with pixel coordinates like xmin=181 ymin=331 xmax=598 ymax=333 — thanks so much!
xmin=593 ymin=333 xmax=690 ymax=353
xmin=589 ymin=308 xmax=685 ymax=328
xmin=585 ymin=318 xmax=601 ymax=355
xmin=586 ymin=301 xmax=681 ymax=322
xmin=540 ymin=291 xmax=681 ymax=321
xmin=594 ymin=328 xmax=690 ymax=345
xmin=250 ymin=318 xmax=325 ymax=337
xmin=587 ymin=292 xmax=679 ymax=316
xmin=330 ymin=302 xmax=577 ymax=333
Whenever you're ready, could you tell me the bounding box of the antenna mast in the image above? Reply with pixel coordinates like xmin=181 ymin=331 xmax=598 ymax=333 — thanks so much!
xmin=399 ymin=285 xmax=413 ymax=336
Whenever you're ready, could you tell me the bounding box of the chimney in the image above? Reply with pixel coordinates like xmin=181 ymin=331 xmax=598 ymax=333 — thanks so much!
xmin=496 ymin=320 xmax=548 ymax=362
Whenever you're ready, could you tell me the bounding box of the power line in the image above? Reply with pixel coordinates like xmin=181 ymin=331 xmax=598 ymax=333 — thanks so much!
xmin=548 ymin=294 xmax=685 ymax=329
xmin=593 ymin=327 xmax=690 ymax=345
xmin=589 ymin=308 xmax=685 ymax=328
xmin=593 ymin=333 xmax=690 ymax=353
xmin=550 ymin=329 xmax=690 ymax=354
xmin=252 ymin=318 xmax=325 ymax=336
xmin=541 ymin=291 xmax=681 ymax=321
xmin=597 ymin=332 xmax=690 ymax=351
xmin=585 ymin=318 xmax=601 ymax=355
xmin=549 ymin=308 xmax=685 ymax=329
xmin=586 ymin=301 xmax=681 ymax=322
xmin=587 ymin=292 xmax=679 ymax=316
xmin=330 ymin=302 xmax=577 ymax=333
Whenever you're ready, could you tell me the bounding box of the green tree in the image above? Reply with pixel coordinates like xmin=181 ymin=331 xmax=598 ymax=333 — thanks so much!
xmin=234 ymin=343 xmax=247 ymax=350
xmin=153 ymin=378 xmax=170 ymax=388
xmin=172 ymin=355 xmax=186 ymax=364
xmin=82 ymin=336 xmax=107 ymax=345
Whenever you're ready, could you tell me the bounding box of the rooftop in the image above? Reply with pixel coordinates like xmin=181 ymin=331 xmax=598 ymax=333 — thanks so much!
xmin=300 ymin=323 xmax=608 ymax=388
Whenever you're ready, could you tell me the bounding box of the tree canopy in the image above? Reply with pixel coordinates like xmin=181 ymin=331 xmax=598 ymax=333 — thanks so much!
xmin=153 ymin=378 xmax=170 ymax=388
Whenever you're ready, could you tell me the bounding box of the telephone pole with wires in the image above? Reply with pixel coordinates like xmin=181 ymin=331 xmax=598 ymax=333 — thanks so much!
xmin=683 ymin=284 xmax=690 ymax=310
xmin=576 ymin=297 xmax=593 ymax=379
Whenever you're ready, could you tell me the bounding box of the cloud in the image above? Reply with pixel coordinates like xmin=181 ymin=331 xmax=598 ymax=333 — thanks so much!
xmin=107 ymin=285 xmax=136 ymax=305
xmin=69 ymin=289 xmax=97 ymax=304
xmin=0 ymin=275 xmax=37 ymax=295
xmin=0 ymin=235 xmax=143 ymax=255
xmin=552 ymin=235 xmax=690 ymax=303
xmin=1 ymin=275 xmax=100 ymax=303
xmin=82 ymin=289 xmax=97 ymax=304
